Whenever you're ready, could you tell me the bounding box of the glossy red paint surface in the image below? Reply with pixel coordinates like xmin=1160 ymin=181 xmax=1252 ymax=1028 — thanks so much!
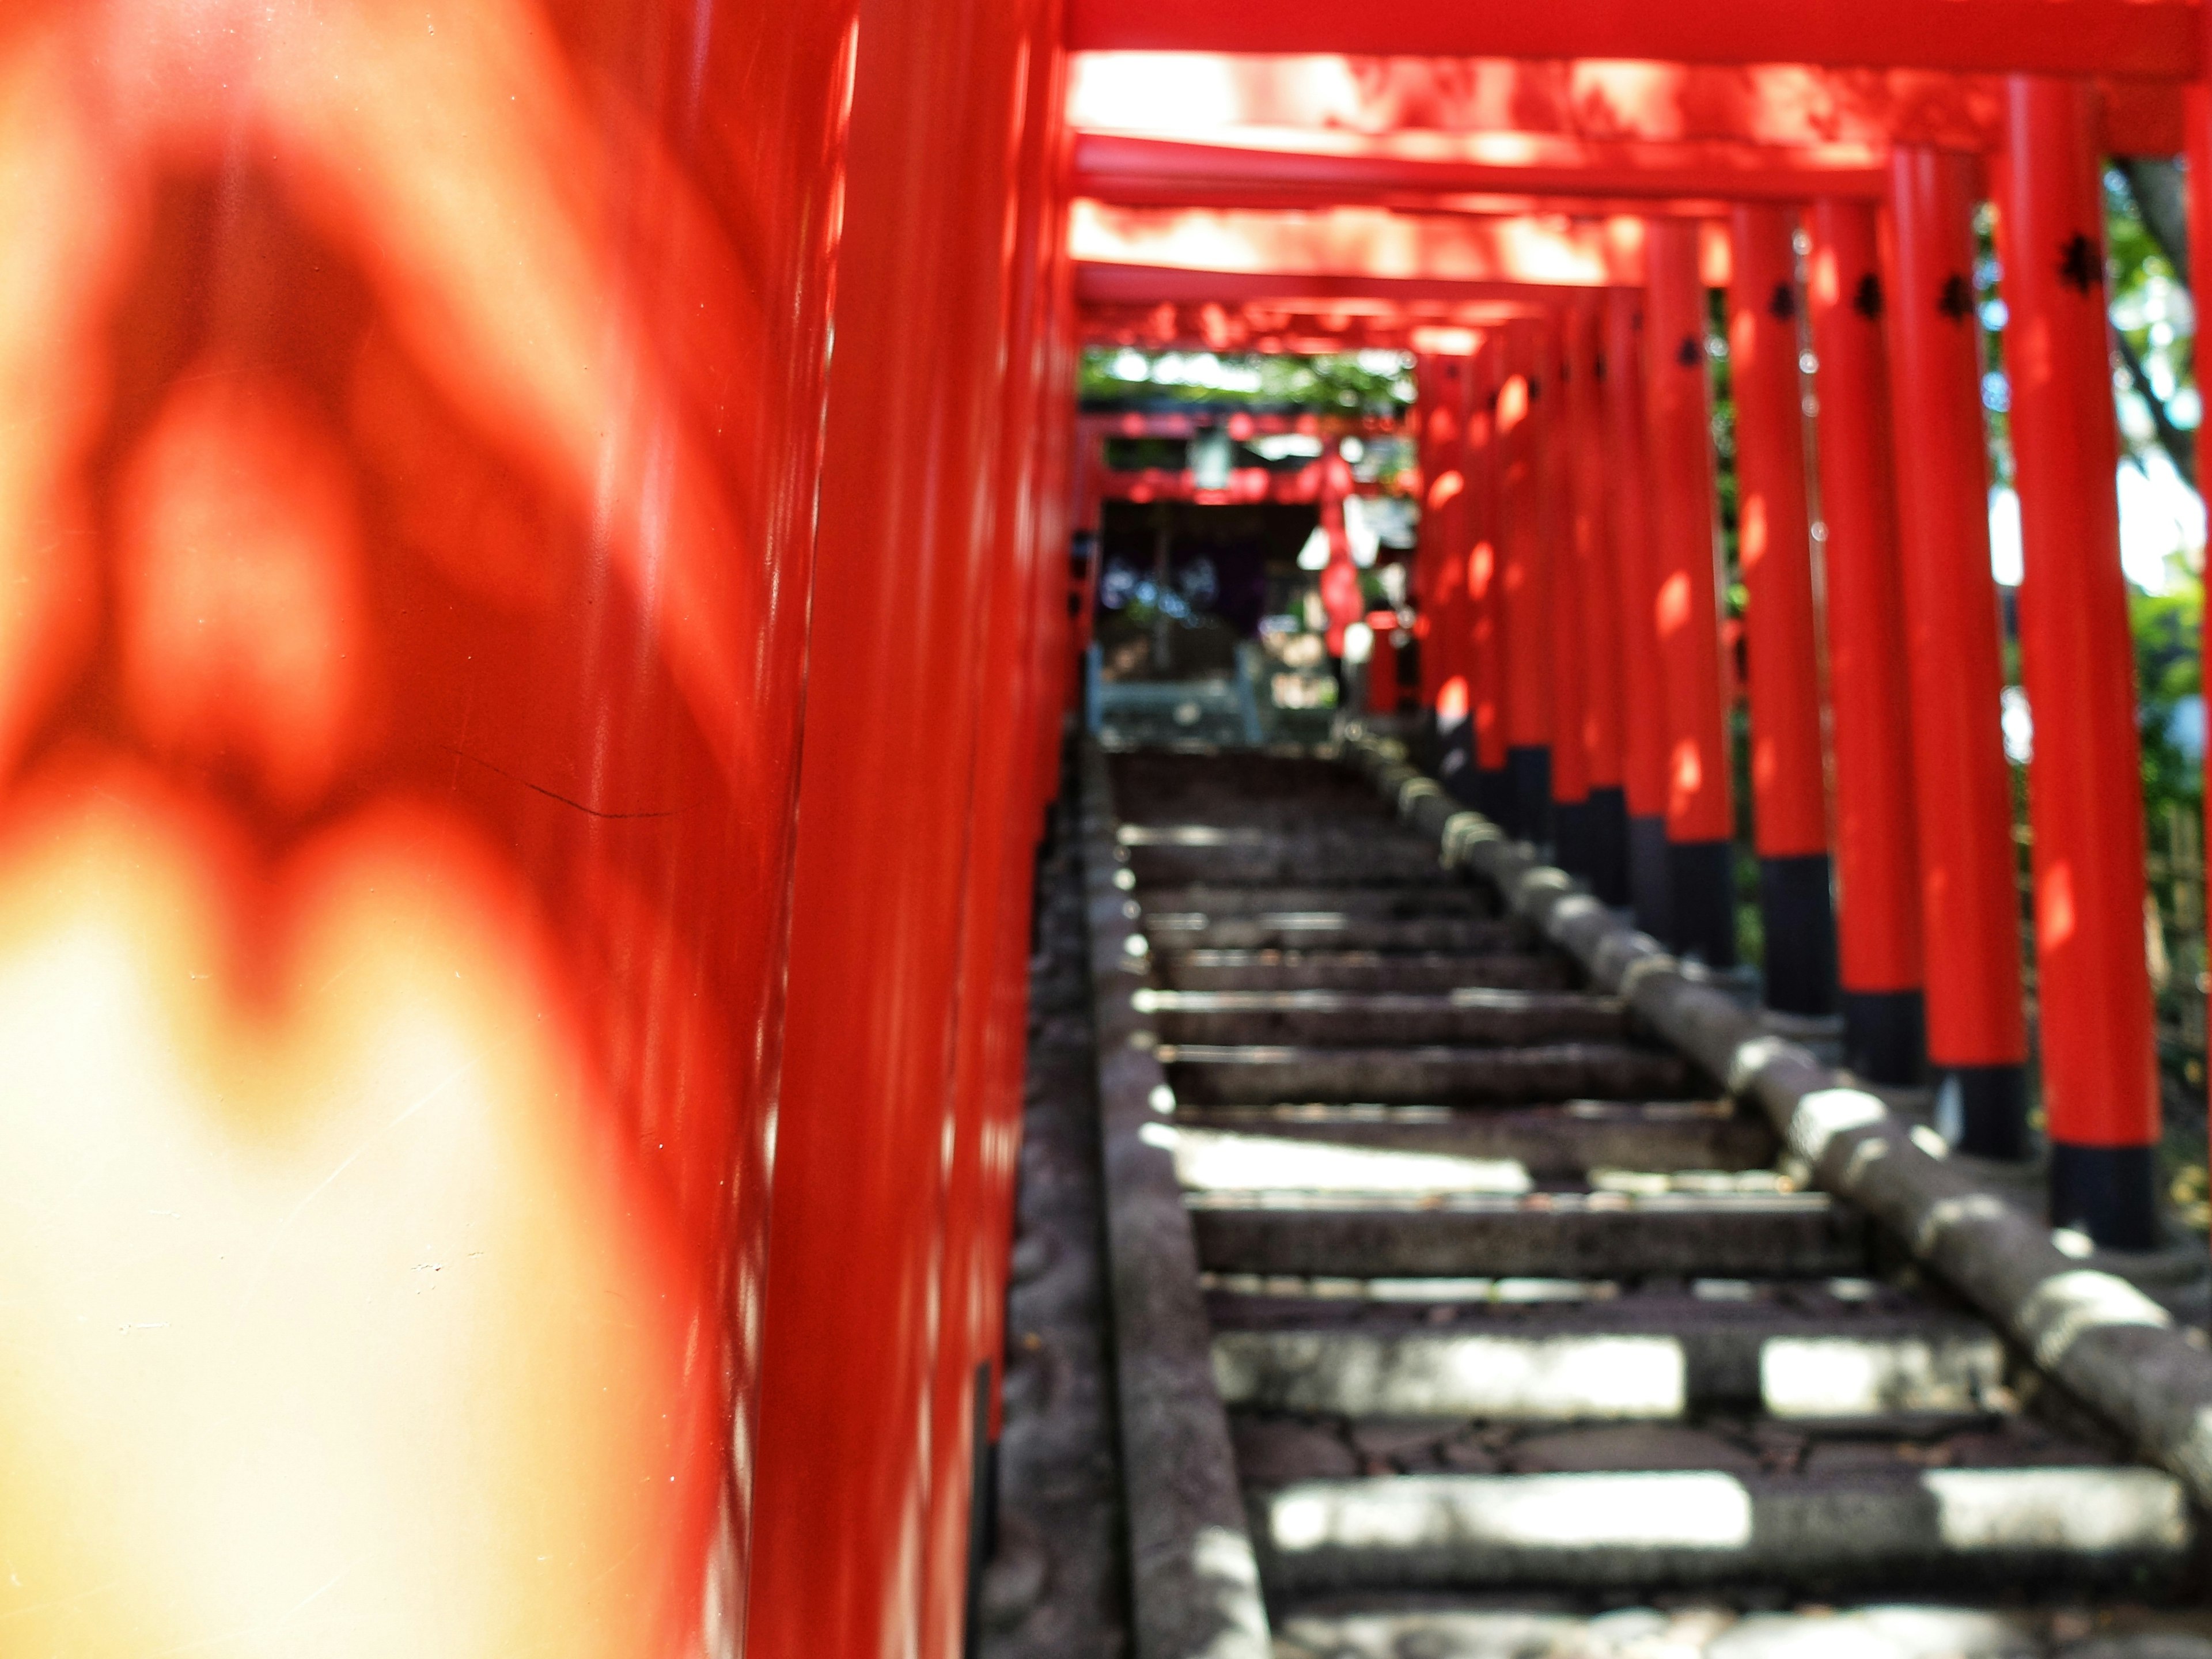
xmin=747 ymin=1 xmax=1039 ymax=1654
xmin=1806 ymin=198 xmax=1925 ymax=997
xmin=1642 ymin=219 xmax=1735 ymax=844
xmin=0 ymin=3 xmax=857 ymax=1654
xmin=1997 ymin=79 xmax=2159 ymax=1151
xmin=1605 ymin=291 xmax=1672 ymax=823
xmin=1885 ymin=146 xmax=2027 ymax=1070
xmin=1728 ymin=204 xmax=1830 ymax=859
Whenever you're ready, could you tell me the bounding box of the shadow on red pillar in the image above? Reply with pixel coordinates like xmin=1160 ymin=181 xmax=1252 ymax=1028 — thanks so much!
xmin=748 ymin=1 xmax=1039 ymax=1655
xmin=1643 ymin=219 xmax=1737 ymax=968
xmin=1606 ymin=291 xmax=1677 ymax=940
xmin=1999 ymin=78 xmax=2161 ymax=1245
xmin=0 ymin=5 xmax=858 ymax=1653
xmin=1729 ymin=204 xmax=1838 ymax=1015
xmin=1887 ymin=145 xmax=2030 ymax=1158
xmin=1419 ymin=353 xmax=1476 ymax=793
xmin=1808 ymin=198 xmax=1929 ymax=1085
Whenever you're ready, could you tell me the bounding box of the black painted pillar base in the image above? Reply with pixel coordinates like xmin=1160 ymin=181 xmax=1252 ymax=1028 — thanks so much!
xmin=1842 ymin=988 xmax=1926 ymax=1086
xmin=1933 ymin=1063 xmax=2029 ymax=1162
xmin=1758 ymin=853 xmax=1838 ymax=1016
xmin=2049 ymin=1143 xmax=2161 ymax=1252
xmin=1668 ymin=839 xmax=1736 ymax=968
xmin=1553 ymin=798 xmax=1593 ymax=878
xmin=1505 ymin=745 xmax=1553 ymax=847
xmin=1475 ymin=766 xmax=1512 ymax=824
xmin=1436 ymin=716 xmax=1476 ymax=802
xmin=1628 ymin=815 xmax=1673 ymax=944
xmin=1583 ymin=786 xmax=1630 ymax=907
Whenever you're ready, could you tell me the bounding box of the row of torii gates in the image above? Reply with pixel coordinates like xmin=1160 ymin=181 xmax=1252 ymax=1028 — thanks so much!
xmin=1067 ymin=16 xmax=2212 ymax=1262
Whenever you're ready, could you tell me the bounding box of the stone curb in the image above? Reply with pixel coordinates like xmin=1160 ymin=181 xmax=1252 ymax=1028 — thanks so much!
xmin=1075 ymin=741 xmax=1273 ymax=1659
xmin=1339 ymin=730 xmax=2212 ymax=1515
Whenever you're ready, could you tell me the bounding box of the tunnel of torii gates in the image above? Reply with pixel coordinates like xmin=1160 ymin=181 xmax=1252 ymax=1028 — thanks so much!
xmin=0 ymin=2 xmax=2208 ymax=1657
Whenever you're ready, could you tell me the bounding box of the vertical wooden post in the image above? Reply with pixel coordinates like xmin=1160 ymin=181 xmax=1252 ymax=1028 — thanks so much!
xmin=1607 ymin=290 xmax=1676 ymax=938
xmin=1998 ymin=79 xmax=2161 ymax=1243
xmin=1543 ymin=312 xmax=1593 ymax=870
xmin=1567 ymin=296 xmax=1631 ymax=904
xmin=1808 ymin=196 xmax=1929 ymax=1084
xmin=1643 ymin=219 xmax=1737 ymax=967
xmin=1885 ymin=145 xmax=2029 ymax=1158
xmin=1497 ymin=320 xmax=1555 ymax=844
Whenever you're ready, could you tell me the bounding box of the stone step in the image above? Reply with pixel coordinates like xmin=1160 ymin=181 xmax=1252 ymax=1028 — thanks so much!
xmin=1141 ymin=987 xmax=1628 ymax=1048
xmin=1142 ymin=914 xmax=1531 ymax=953
xmin=1157 ymin=949 xmax=1577 ymax=994
xmin=1206 ymin=1285 xmax=2006 ymax=1422
xmin=1161 ymin=1043 xmax=1705 ymax=1107
xmin=1186 ymin=1190 xmax=1869 ymax=1279
xmin=1138 ymin=883 xmax=1498 ymax=919
xmin=1272 ymin=1604 xmax=2212 ymax=1659
xmin=1246 ymin=1455 xmax=2194 ymax=1595
xmin=1119 ymin=827 xmax=1461 ymax=888
xmin=1171 ymin=1101 xmax=1774 ymax=1176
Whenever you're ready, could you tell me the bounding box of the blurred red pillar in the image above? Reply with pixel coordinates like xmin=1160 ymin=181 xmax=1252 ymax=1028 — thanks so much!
xmin=0 ymin=3 xmax=858 ymax=1653
xmin=1542 ymin=311 xmax=1593 ymax=866
xmin=1643 ymin=218 xmax=1737 ymax=967
xmin=1998 ymin=78 xmax=2160 ymax=1244
xmin=1728 ymin=204 xmax=1838 ymax=1014
xmin=1607 ymin=290 xmax=1677 ymax=938
xmin=1807 ymin=198 xmax=1929 ymax=1085
xmin=1419 ymin=353 xmax=1477 ymax=788
xmin=748 ymin=1 xmax=1039 ymax=1654
xmin=1368 ymin=609 xmax=1404 ymax=714
xmin=1495 ymin=320 xmax=1555 ymax=843
xmin=1565 ymin=296 xmax=1630 ymax=903
xmin=1467 ymin=340 xmax=1513 ymax=818
xmin=1887 ymin=145 xmax=2029 ymax=1158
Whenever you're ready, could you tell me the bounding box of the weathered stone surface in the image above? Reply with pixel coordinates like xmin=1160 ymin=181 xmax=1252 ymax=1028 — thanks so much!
xmin=1158 ymin=949 xmax=1577 ymax=994
xmin=1162 ymin=1043 xmax=1703 ymax=1107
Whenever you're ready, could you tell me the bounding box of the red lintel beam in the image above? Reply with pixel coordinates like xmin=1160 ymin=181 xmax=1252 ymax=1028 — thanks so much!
xmin=1074 ymin=131 xmax=1888 ymax=208
xmin=1078 ymin=263 xmax=1622 ymax=309
xmin=1065 ymin=0 xmax=2200 ymax=82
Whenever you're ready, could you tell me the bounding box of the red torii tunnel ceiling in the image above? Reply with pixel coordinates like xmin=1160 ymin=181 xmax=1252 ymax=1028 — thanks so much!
xmin=1065 ymin=0 xmax=2201 ymax=80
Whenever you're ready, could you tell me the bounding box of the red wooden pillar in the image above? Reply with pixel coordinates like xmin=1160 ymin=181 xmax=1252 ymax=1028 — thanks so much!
xmin=749 ymin=0 xmax=1036 ymax=1653
xmin=1998 ymin=79 xmax=2161 ymax=1244
xmin=0 ymin=4 xmax=856 ymax=1652
xmin=922 ymin=15 xmax=1070 ymax=1649
xmin=1411 ymin=354 xmax=1448 ymax=714
xmin=1467 ymin=340 xmax=1514 ymax=820
xmin=1566 ymin=296 xmax=1631 ymax=904
xmin=1543 ymin=312 xmax=1594 ymax=868
xmin=1886 ymin=146 xmax=2030 ymax=1158
xmin=1421 ymin=354 xmax=1478 ymax=793
xmin=1808 ymin=198 xmax=1929 ymax=1085
xmin=1643 ymin=219 xmax=1737 ymax=967
xmin=1368 ymin=609 xmax=1404 ymax=714
xmin=1496 ymin=320 xmax=1555 ymax=843
xmin=1607 ymin=290 xmax=1676 ymax=938
xmin=1729 ymin=204 xmax=1838 ymax=1014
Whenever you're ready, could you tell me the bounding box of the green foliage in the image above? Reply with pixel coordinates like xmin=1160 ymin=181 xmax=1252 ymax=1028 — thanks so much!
xmin=1081 ymin=347 xmax=1414 ymax=412
xmin=2135 ymin=579 xmax=2204 ymax=824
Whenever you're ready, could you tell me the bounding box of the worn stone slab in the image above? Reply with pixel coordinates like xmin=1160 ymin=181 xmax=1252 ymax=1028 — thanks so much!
xmin=1141 ymin=914 xmax=1530 ymax=953
xmin=1186 ymin=1190 xmax=1869 ymax=1280
xmin=1157 ymin=949 xmax=1576 ymax=994
xmin=1138 ymin=883 xmax=1497 ymax=919
xmin=1171 ymin=1101 xmax=1772 ymax=1176
xmin=1162 ymin=1043 xmax=1704 ymax=1107
xmin=1250 ymin=1464 xmax=2194 ymax=1594
xmin=1207 ymin=1292 xmax=2003 ymax=1421
xmin=1129 ymin=838 xmax=1461 ymax=889
xmin=1140 ymin=988 xmax=1630 ymax=1048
